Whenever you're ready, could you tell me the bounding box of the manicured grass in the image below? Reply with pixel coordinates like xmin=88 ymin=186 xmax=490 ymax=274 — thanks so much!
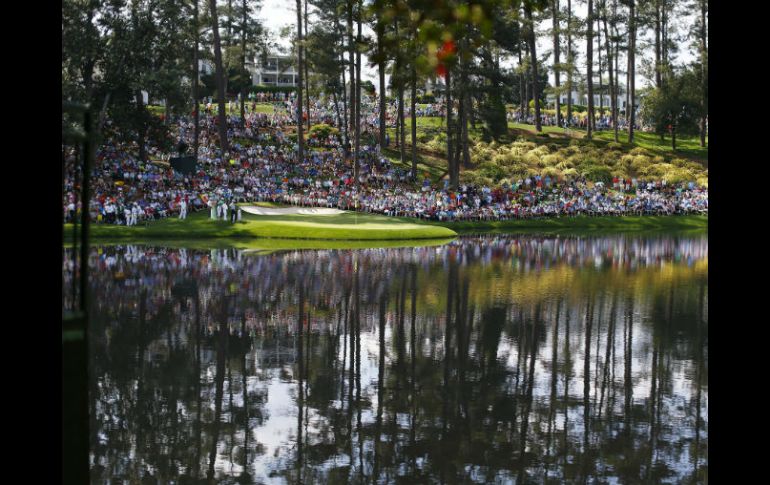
xmin=420 ymin=214 xmax=708 ymax=234
xmin=506 ymin=121 xmax=707 ymax=162
xmin=252 ymin=103 xmax=276 ymax=114
xmin=593 ymin=131 xmax=708 ymax=163
xmin=66 ymin=210 xmax=705 ymax=247
xmin=67 ymin=209 xmax=457 ymax=241
xmin=381 ymin=147 xmax=447 ymax=182
xmin=508 ymin=122 xmax=577 ymax=137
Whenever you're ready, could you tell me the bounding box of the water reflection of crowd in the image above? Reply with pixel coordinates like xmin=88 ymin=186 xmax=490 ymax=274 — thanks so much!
xmin=64 ymin=236 xmax=707 ymax=332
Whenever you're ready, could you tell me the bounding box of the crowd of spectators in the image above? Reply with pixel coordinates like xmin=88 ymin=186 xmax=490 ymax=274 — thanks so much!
xmin=63 ymin=93 xmax=707 ymax=225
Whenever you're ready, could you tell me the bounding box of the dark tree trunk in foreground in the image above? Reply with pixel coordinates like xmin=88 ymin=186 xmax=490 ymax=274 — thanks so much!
xmin=240 ymin=0 xmax=247 ymax=120
xmin=446 ymin=68 xmax=457 ymax=190
xmin=355 ymin=0 xmax=362 ymax=183
xmin=671 ymin=124 xmax=676 ymax=151
xmin=699 ymin=0 xmax=707 ymax=147
xmin=525 ymin=5 xmax=541 ymax=132
xmin=460 ymin=35 xmax=470 ymax=167
xmin=411 ymin=65 xmax=417 ymax=179
xmin=341 ymin=50 xmax=349 ymax=155
xmin=654 ymin=0 xmax=661 ymax=89
xmin=612 ymin=0 xmax=620 ymax=141
xmin=398 ymin=83 xmax=405 ymax=165
xmin=135 ymin=89 xmax=147 ymax=162
xmin=296 ymin=0 xmax=304 ymax=163
xmin=347 ymin=2 xmax=355 ymax=157
xmin=597 ymin=14 xmax=603 ymax=123
xmin=209 ymin=0 xmax=229 ymax=154
xmin=193 ymin=0 xmax=200 ymax=159
xmin=586 ymin=0 xmax=594 ymax=139
xmin=627 ymin=0 xmax=636 ymax=143
xmin=601 ymin=0 xmax=618 ymax=142
xmin=567 ymin=0 xmax=573 ymax=124
xmin=553 ymin=0 xmax=562 ymax=127
xmin=378 ymin=18 xmax=386 ymax=151
xmin=305 ymin=0 xmax=311 ymax=132
xmin=517 ymin=33 xmax=525 ymax=116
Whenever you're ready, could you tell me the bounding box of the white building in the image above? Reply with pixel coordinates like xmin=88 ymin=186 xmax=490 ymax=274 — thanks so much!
xmin=198 ymin=59 xmax=214 ymax=76
xmin=249 ymin=55 xmax=300 ymax=87
xmin=547 ymin=90 xmax=638 ymax=112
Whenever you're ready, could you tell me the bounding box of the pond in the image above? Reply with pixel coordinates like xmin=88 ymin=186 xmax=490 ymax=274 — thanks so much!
xmin=64 ymin=234 xmax=708 ymax=484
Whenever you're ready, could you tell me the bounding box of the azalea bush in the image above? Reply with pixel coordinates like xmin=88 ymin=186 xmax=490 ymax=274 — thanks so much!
xmin=459 ymin=138 xmax=707 ymax=187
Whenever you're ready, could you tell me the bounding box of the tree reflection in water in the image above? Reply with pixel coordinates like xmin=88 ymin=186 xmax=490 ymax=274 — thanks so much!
xmin=67 ymin=235 xmax=708 ymax=484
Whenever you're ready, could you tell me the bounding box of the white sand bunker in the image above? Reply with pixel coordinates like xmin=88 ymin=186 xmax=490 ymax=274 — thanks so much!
xmin=241 ymin=206 xmax=345 ymax=216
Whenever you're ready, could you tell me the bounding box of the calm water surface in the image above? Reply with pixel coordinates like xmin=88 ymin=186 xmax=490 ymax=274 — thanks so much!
xmin=64 ymin=234 xmax=708 ymax=484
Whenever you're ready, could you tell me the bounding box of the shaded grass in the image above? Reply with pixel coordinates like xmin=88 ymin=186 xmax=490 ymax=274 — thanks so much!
xmin=389 ymin=116 xmax=708 ymax=166
xmin=381 ymin=147 xmax=447 ymax=182
xmin=508 ymin=122 xmax=577 ymax=137
xmin=593 ymin=131 xmax=708 ymax=164
xmin=418 ymin=214 xmax=708 ymax=234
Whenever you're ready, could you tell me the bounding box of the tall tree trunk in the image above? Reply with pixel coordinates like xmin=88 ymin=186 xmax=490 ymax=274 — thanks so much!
xmin=525 ymin=68 xmax=530 ymax=117
xmin=193 ymin=0 xmax=200 ymax=159
xmin=411 ymin=64 xmax=417 ymax=179
xmin=612 ymin=0 xmax=620 ymax=141
xmin=655 ymin=0 xmax=661 ymax=88
xmin=340 ymin=50 xmax=349 ymax=155
xmin=470 ymin=91 xmax=477 ymax=129
xmin=332 ymin=82 xmax=342 ymax=131
xmin=240 ymin=0 xmax=247 ymax=121
xmin=553 ymin=0 xmax=562 ymax=127
xmin=395 ymin=97 xmax=400 ymax=147
xmin=446 ymin=68 xmax=457 ymax=190
xmin=355 ymin=0 xmax=362 ymax=184
xmin=567 ymin=0 xmax=573 ymax=124
xmin=517 ymin=32 xmax=525 ymax=115
xmin=454 ymin=88 xmax=463 ymax=165
xmin=601 ymin=0 xmax=618 ymax=142
xmin=597 ymin=14 xmax=603 ymax=123
xmin=305 ymin=0 xmax=311 ymax=132
xmin=398 ymin=84 xmax=405 ymax=165
xmin=459 ymin=34 xmax=470 ymax=167
xmin=378 ymin=20 xmax=386 ymax=151
xmin=296 ymin=0 xmax=304 ymax=163
xmin=627 ymin=0 xmax=636 ymax=143
xmin=662 ymin=4 xmax=668 ymax=69
xmin=699 ymin=0 xmax=707 ymax=147
xmin=671 ymin=124 xmax=676 ymax=151
xmin=462 ymin=88 xmax=470 ymax=168
xmin=209 ymin=0 xmax=229 ymax=153
xmin=135 ymin=90 xmax=147 ymax=162
xmin=347 ymin=1 xmax=355 ymax=157
xmin=525 ymin=5 xmax=541 ymax=132
xmin=586 ymin=0 xmax=594 ymax=139
xmin=227 ymin=0 xmax=233 ymax=44
xmin=656 ymin=0 xmax=664 ymax=141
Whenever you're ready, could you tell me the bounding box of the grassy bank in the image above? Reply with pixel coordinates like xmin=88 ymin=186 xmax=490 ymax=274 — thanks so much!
xmin=385 ymin=116 xmax=707 ymax=177
xmin=68 ymin=209 xmax=706 ymax=245
xmin=421 ymin=214 xmax=708 ymax=234
xmin=67 ymin=209 xmax=457 ymax=241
